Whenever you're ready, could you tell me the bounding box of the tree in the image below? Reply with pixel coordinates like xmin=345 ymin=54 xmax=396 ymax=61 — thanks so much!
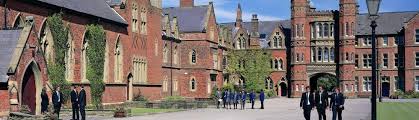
xmin=226 ymin=49 xmax=272 ymax=92
xmin=317 ymin=74 xmax=338 ymax=92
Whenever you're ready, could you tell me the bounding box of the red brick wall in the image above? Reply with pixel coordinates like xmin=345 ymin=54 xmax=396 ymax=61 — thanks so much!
xmin=404 ymin=14 xmax=419 ymax=92
xmin=0 ymin=90 xmax=9 ymax=116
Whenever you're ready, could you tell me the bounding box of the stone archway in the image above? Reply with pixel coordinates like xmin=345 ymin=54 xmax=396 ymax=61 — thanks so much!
xmin=20 ymin=61 xmax=42 ymax=115
xmin=279 ymin=82 xmax=287 ymax=97
xmin=127 ymin=73 xmax=133 ymax=101
xmin=309 ymin=73 xmax=337 ymax=92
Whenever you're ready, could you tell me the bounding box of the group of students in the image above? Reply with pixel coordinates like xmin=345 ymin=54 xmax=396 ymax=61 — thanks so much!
xmin=215 ymin=89 xmax=265 ymax=110
xmin=300 ymin=86 xmax=345 ymax=120
xmin=40 ymin=85 xmax=87 ymax=120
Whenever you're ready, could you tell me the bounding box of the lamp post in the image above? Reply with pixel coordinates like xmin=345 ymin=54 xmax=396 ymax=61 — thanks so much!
xmin=367 ymin=0 xmax=381 ymax=120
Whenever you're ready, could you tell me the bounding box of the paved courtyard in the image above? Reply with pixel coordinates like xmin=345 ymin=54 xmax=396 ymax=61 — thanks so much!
xmin=112 ymin=98 xmax=371 ymax=120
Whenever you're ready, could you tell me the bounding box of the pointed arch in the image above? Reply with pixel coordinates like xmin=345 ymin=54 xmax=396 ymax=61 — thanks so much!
xmin=114 ymin=34 xmax=123 ymax=83
xmin=65 ymin=30 xmax=74 ymax=82
xmin=279 ymin=58 xmax=283 ymax=70
xmin=173 ymin=45 xmax=178 ymax=65
xmin=39 ymin=19 xmax=55 ymax=63
xmin=163 ymin=43 xmax=168 ymax=63
xmin=20 ymin=60 xmax=43 ymax=115
xmin=13 ymin=13 xmax=24 ymax=28
xmin=81 ymin=30 xmax=88 ymax=82
xmin=191 ymin=49 xmax=197 ymax=64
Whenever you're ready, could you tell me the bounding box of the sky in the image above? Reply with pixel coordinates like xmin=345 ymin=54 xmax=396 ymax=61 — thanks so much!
xmin=163 ymin=0 xmax=419 ymax=23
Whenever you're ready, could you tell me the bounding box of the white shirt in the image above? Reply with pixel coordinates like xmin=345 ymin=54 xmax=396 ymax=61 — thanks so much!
xmin=306 ymin=93 xmax=310 ymax=105
xmin=319 ymin=92 xmax=322 ymax=104
xmin=56 ymin=91 xmax=60 ymax=102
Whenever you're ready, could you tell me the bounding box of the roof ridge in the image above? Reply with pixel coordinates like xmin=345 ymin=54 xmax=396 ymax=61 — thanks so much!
xmin=163 ymin=5 xmax=209 ymax=9
xmin=358 ymin=10 xmax=419 ymax=15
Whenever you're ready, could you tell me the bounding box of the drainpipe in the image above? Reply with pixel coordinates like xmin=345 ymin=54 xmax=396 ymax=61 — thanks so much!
xmin=3 ymin=0 xmax=7 ymax=29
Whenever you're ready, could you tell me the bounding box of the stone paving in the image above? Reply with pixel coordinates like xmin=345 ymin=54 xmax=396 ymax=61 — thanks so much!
xmin=110 ymin=98 xmax=371 ymax=120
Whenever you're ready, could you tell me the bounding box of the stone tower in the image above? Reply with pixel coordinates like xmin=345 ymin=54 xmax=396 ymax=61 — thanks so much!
xmin=290 ymin=0 xmax=310 ymax=97
xmin=338 ymin=0 xmax=357 ymax=97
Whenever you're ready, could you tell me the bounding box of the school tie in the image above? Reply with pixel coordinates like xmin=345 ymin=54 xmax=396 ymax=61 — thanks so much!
xmin=307 ymin=93 xmax=310 ymax=105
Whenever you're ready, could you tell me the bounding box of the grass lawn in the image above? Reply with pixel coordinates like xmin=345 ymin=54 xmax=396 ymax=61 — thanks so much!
xmin=130 ymin=108 xmax=182 ymax=116
xmin=378 ymin=102 xmax=419 ymax=120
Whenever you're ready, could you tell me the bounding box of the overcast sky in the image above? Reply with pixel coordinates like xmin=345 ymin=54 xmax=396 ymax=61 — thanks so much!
xmin=163 ymin=0 xmax=419 ymax=23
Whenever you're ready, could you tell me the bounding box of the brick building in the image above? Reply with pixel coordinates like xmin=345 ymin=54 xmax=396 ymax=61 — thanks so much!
xmin=219 ymin=0 xmax=419 ymax=98
xmin=162 ymin=0 xmax=224 ymax=99
xmin=0 ymin=0 xmax=166 ymax=116
xmin=0 ymin=0 xmax=418 ymax=117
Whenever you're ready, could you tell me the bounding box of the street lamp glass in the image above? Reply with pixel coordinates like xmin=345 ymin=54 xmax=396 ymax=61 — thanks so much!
xmin=366 ymin=0 xmax=382 ymax=16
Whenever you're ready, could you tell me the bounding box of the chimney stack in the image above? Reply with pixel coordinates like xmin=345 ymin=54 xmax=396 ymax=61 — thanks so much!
xmin=251 ymin=14 xmax=259 ymax=37
xmin=180 ymin=0 xmax=194 ymax=8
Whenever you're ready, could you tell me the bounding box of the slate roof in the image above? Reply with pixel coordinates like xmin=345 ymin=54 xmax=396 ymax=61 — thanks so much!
xmin=163 ymin=5 xmax=209 ymax=33
xmin=356 ymin=11 xmax=418 ymax=35
xmin=37 ymin=0 xmax=127 ymax=25
xmin=220 ymin=20 xmax=291 ymax=48
xmin=0 ymin=29 xmax=22 ymax=83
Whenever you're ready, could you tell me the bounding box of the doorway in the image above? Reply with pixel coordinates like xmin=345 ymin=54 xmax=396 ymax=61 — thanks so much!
xmin=279 ymin=82 xmax=287 ymax=97
xmin=382 ymin=82 xmax=390 ymax=97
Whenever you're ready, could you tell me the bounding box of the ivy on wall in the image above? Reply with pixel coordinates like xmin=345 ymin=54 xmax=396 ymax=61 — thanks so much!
xmin=85 ymin=24 xmax=106 ymax=109
xmin=46 ymin=13 xmax=71 ymax=101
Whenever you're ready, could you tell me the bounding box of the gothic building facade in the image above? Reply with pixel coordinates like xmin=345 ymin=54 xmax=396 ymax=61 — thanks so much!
xmin=220 ymin=0 xmax=419 ymax=98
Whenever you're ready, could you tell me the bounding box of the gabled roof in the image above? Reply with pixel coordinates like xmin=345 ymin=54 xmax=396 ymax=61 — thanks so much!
xmin=220 ymin=20 xmax=291 ymax=48
xmin=163 ymin=5 xmax=209 ymax=33
xmin=356 ymin=11 xmax=418 ymax=35
xmin=220 ymin=20 xmax=291 ymax=39
xmin=0 ymin=29 xmax=22 ymax=83
xmin=37 ymin=0 xmax=127 ymax=25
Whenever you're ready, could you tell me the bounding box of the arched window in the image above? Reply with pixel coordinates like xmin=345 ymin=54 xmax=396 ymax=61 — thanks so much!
xmin=131 ymin=2 xmax=138 ymax=32
xmin=173 ymin=46 xmax=178 ymax=64
xmin=324 ymin=23 xmax=329 ymax=37
xmin=346 ymin=52 xmax=349 ymax=61
xmin=81 ymin=33 xmax=88 ymax=82
xmin=190 ymin=78 xmax=196 ymax=91
xmin=237 ymin=35 xmax=246 ymax=49
xmin=163 ymin=43 xmax=168 ymax=63
xmin=65 ymin=31 xmax=74 ymax=82
xmin=191 ymin=49 xmax=197 ymax=64
xmin=115 ymin=37 xmax=123 ymax=83
xmin=311 ymin=47 xmax=315 ymax=62
xmin=222 ymin=56 xmax=227 ymax=69
xmin=316 ymin=23 xmax=320 ymax=38
xmin=319 ymin=23 xmax=323 ymax=38
xmin=273 ymin=36 xmax=279 ymax=48
xmin=274 ymin=59 xmax=279 ymax=70
xmin=324 ymin=48 xmax=329 ymax=62
xmin=65 ymin=32 xmax=74 ymax=81
xmin=278 ymin=36 xmax=283 ymax=47
xmin=163 ymin=77 xmax=168 ymax=92
xmin=140 ymin=7 xmax=147 ymax=35
xmin=40 ymin=20 xmax=54 ymax=63
xmin=345 ymin=22 xmax=349 ymax=36
xmin=13 ymin=14 xmax=24 ymax=28
xmin=279 ymin=59 xmax=283 ymax=70
xmin=318 ymin=47 xmax=323 ymax=62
